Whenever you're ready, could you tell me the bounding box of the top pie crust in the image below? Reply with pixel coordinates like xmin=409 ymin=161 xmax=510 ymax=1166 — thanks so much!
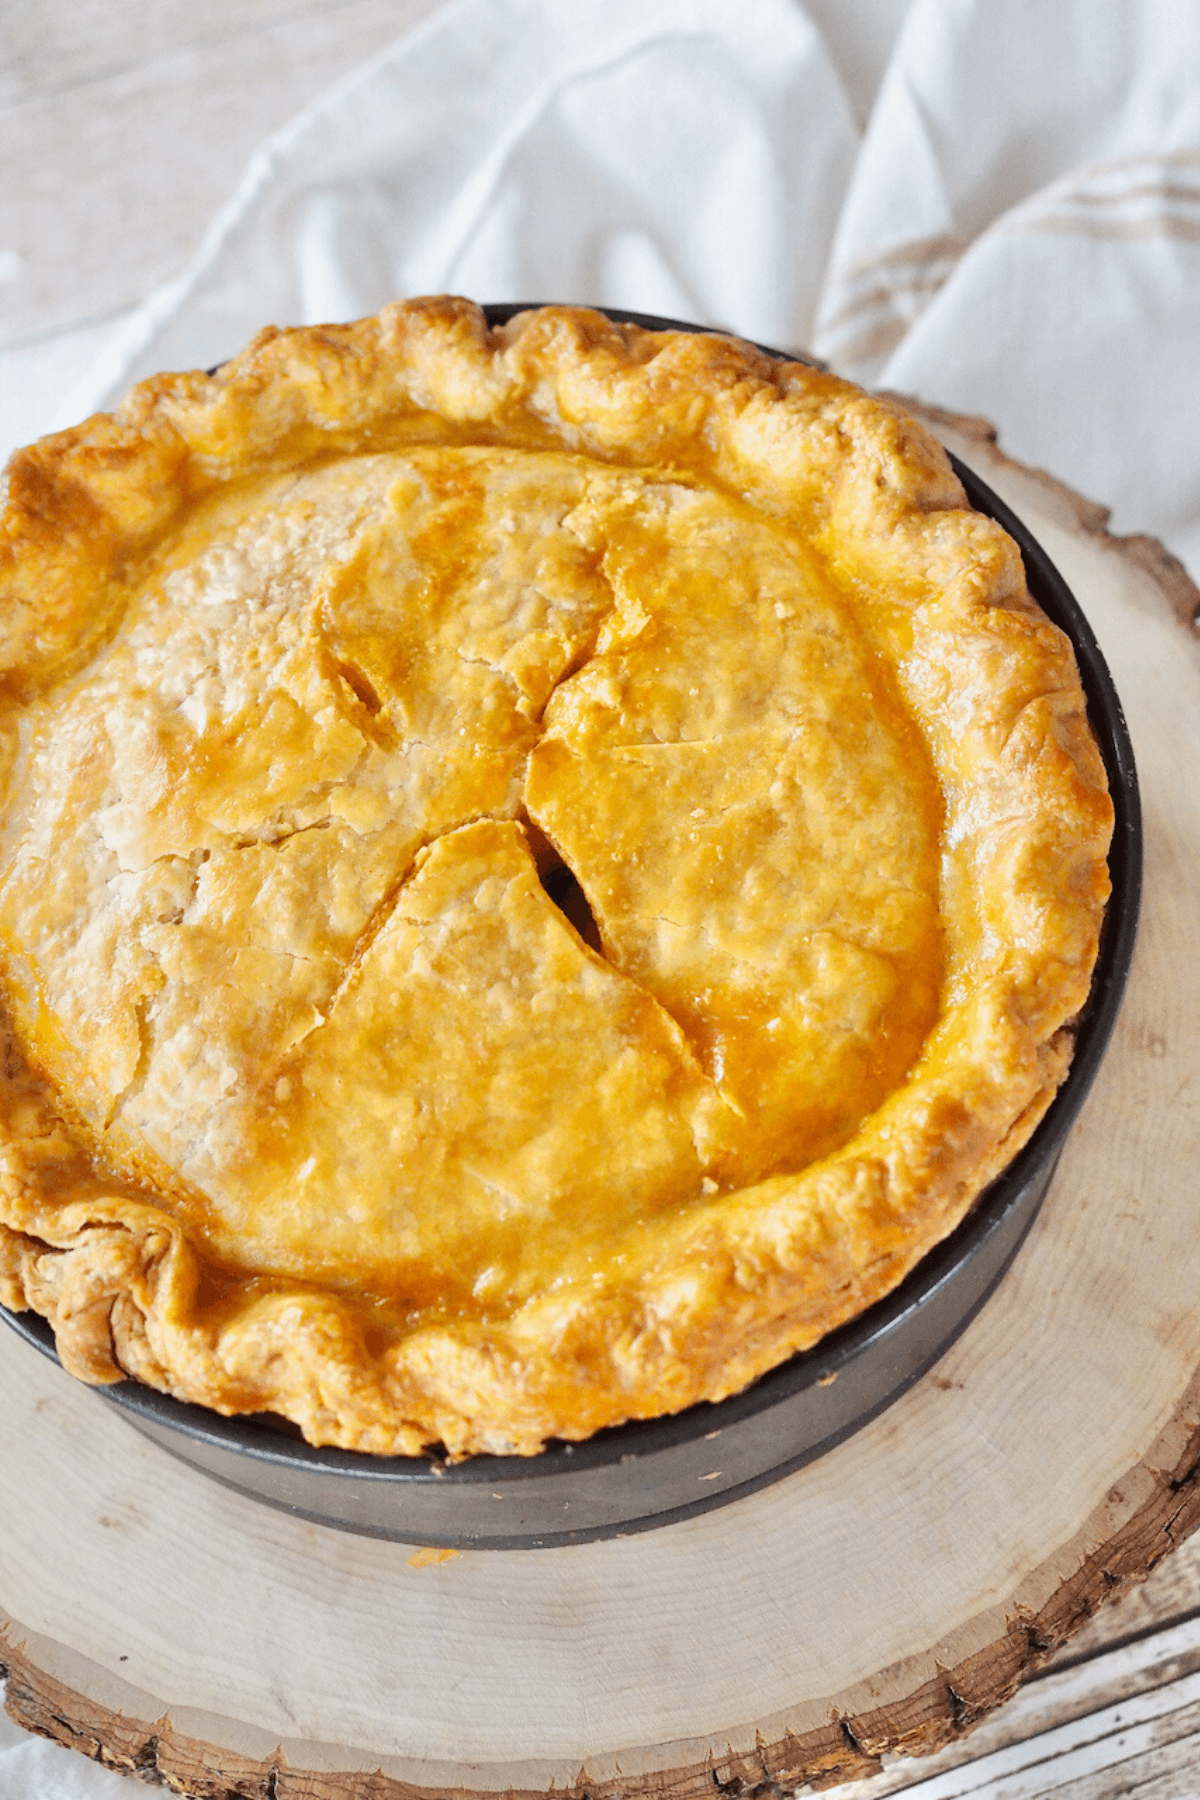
xmin=0 ymin=299 xmax=1112 ymax=1456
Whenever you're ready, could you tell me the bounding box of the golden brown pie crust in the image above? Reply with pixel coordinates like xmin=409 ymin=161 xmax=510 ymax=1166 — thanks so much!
xmin=0 ymin=299 xmax=1112 ymax=1456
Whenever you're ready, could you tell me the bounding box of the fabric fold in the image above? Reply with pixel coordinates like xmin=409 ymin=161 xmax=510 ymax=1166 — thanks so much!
xmin=64 ymin=0 xmax=859 ymax=418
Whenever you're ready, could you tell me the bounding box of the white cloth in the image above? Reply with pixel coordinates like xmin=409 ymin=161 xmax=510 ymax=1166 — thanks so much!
xmin=59 ymin=0 xmax=1200 ymax=578
xmin=822 ymin=0 xmax=1200 ymax=570
xmin=4 ymin=1 xmax=1199 ymax=1793
xmin=68 ymin=0 xmax=860 ymax=383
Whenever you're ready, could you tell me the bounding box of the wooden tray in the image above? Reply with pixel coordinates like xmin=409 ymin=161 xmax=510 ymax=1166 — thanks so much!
xmin=3 ymin=408 xmax=1200 ymax=1797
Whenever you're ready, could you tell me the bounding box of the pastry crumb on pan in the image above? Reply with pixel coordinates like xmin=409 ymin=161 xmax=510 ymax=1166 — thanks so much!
xmin=0 ymin=299 xmax=1112 ymax=1456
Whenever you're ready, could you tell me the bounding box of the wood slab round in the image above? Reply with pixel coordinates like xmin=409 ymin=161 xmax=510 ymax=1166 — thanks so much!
xmin=4 ymin=409 xmax=1200 ymax=1798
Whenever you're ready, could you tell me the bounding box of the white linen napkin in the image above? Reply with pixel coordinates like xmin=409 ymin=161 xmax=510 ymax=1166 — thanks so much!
xmin=56 ymin=0 xmax=1200 ymax=578
xmin=66 ymin=0 xmax=860 ymax=394
xmin=818 ymin=0 xmax=1200 ymax=573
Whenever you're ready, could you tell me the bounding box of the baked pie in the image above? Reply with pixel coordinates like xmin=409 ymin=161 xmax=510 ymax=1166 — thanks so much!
xmin=0 ymin=300 xmax=1112 ymax=1456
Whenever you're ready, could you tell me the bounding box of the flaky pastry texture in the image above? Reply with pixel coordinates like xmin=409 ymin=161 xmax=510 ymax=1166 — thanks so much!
xmin=0 ymin=299 xmax=1112 ymax=1455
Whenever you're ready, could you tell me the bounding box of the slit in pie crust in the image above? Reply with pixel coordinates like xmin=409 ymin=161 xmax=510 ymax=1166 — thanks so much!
xmin=0 ymin=300 xmax=1112 ymax=1456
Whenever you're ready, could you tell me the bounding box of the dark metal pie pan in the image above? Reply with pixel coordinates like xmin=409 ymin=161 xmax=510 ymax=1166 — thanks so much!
xmin=1 ymin=309 xmax=1141 ymax=1550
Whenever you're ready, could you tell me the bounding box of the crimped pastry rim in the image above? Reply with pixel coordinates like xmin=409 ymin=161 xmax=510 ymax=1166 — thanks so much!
xmin=0 ymin=299 xmax=1115 ymax=1457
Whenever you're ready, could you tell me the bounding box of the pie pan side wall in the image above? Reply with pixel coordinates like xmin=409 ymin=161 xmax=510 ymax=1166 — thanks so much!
xmin=0 ymin=311 xmax=1142 ymax=1548
xmin=3 ymin=1140 xmax=1061 ymax=1548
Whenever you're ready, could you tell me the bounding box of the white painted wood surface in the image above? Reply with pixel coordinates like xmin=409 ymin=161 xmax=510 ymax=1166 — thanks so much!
xmin=0 ymin=0 xmax=448 ymax=349
xmin=4 ymin=6 xmax=1200 ymax=1796
xmin=833 ymin=1615 xmax=1200 ymax=1797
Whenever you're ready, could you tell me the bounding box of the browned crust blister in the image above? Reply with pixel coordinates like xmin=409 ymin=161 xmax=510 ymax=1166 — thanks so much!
xmin=0 ymin=300 xmax=1113 ymax=1456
